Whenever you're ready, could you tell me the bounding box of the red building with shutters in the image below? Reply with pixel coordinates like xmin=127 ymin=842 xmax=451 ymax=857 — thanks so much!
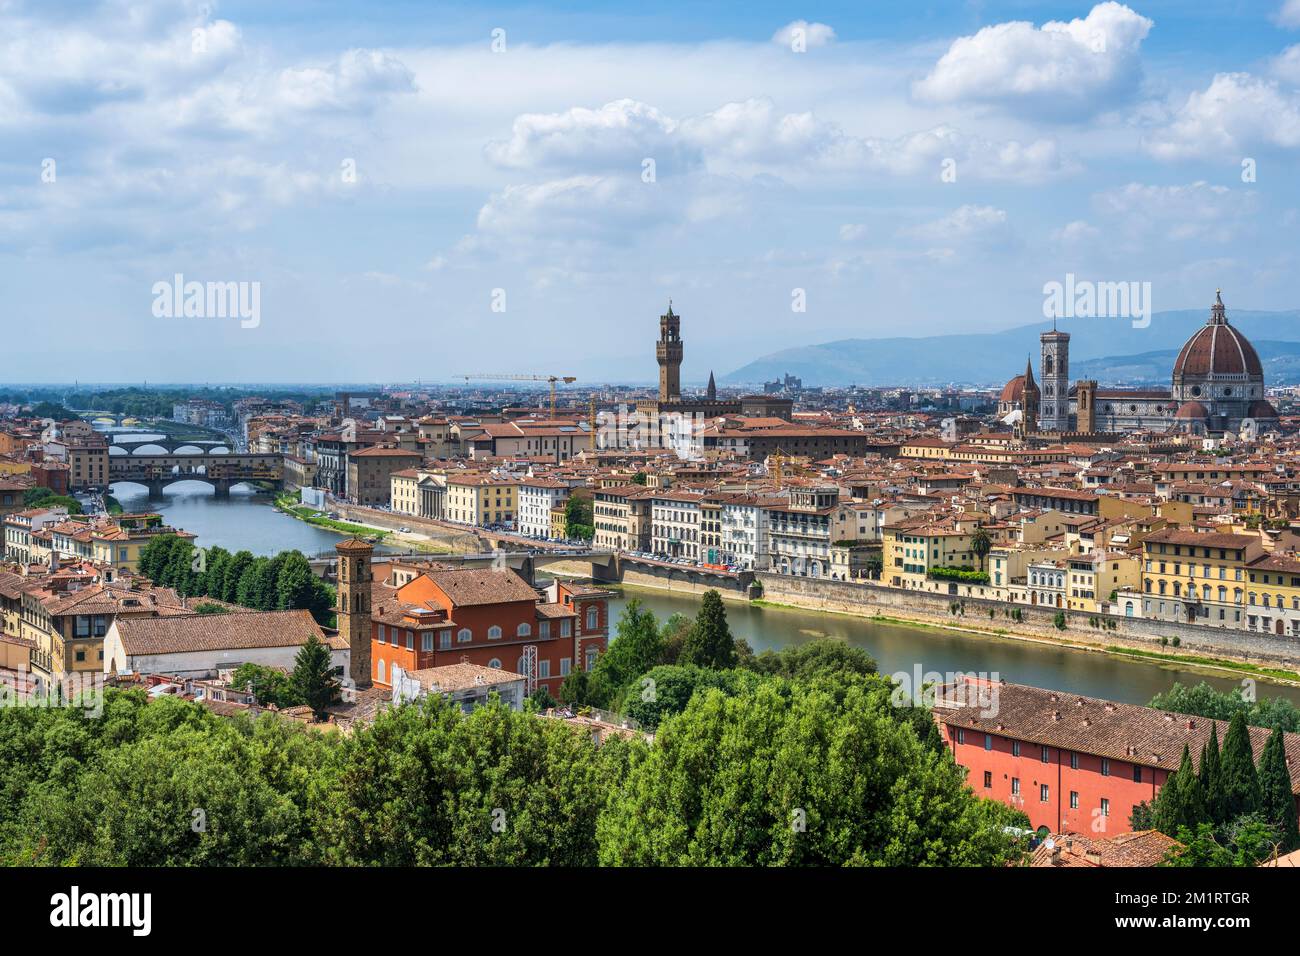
xmin=367 ymin=560 xmax=609 ymax=697
xmin=935 ymin=677 xmax=1300 ymax=835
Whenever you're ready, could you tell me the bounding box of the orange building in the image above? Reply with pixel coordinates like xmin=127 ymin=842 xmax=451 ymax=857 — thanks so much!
xmin=936 ymin=678 xmax=1300 ymax=835
xmin=368 ymin=562 xmax=609 ymax=697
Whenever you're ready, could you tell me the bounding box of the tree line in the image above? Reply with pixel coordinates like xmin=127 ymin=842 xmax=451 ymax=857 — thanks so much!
xmin=137 ymin=534 xmax=334 ymax=625
xmin=1147 ymin=681 xmax=1300 ymax=733
xmin=0 ymin=669 xmax=1030 ymax=867
xmin=1132 ymin=709 xmax=1299 ymax=865
xmin=557 ymin=591 xmax=939 ymax=739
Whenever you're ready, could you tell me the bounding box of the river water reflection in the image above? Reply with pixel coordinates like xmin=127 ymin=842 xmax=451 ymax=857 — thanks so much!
xmin=110 ymin=481 xmax=360 ymax=557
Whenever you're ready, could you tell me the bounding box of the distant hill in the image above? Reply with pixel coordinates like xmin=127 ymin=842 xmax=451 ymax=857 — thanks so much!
xmin=722 ymin=309 xmax=1300 ymax=387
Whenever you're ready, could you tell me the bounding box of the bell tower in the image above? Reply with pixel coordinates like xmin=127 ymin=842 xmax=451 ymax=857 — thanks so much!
xmin=336 ymin=538 xmax=374 ymax=688
xmin=1039 ymin=326 xmax=1071 ymax=431
xmin=1017 ymin=355 xmax=1039 ymax=439
xmin=1076 ymin=380 xmax=1098 ymax=434
xmin=656 ymin=302 xmax=683 ymax=403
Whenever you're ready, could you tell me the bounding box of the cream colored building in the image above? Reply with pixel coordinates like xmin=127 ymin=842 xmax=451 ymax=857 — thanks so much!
xmin=445 ymin=475 xmax=519 ymax=527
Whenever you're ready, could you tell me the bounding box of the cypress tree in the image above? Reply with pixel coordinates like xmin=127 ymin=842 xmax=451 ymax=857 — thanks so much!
xmin=199 ymin=547 xmax=230 ymax=600
xmin=137 ymin=535 xmax=173 ymax=582
xmin=162 ymin=539 xmax=197 ymax=595
xmin=1220 ymin=711 xmax=1261 ymax=820
xmin=1199 ymin=723 xmax=1224 ymax=824
xmin=1175 ymin=744 xmax=1206 ymax=829
xmin=1152 ymin=759 xmax=1182 ymax=835
xmin=222 ymin=551 xmax=255 ymax=604
xmin=291 ymin=632 xmax=339 ymax=718
xmin=681 ymin=590 xmax=738 ymax=669
xmin=1258 ymin=727 xmax=1299 ymax=851
xmin=276 ymin=552 xmax=317 ymax=612
xmin=235 ymin=558 xmax=263 ymax=608
xmin=1154 ymin=745 xmax=1205 ymax=835
xmin=250 ymin=554 xmax=283 ymax=610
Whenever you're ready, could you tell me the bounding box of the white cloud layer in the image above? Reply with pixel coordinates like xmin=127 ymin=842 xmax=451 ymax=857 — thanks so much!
xmin=487 ymin=97 xmax=1069 ymax=184
xmin=1092 ymin=181 xmax=1256 ymax=242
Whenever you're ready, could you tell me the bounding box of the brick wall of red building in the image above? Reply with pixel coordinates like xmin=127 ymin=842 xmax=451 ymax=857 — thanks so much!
xmin=370 ymin=580 xmax=609 ymax=696
xmin=944 ymin=725 xmax=1169 ymax=834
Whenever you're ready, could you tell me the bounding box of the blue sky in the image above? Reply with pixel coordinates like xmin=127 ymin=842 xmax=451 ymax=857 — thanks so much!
xmin=3 ymin=0 xmax=1300 ymax=384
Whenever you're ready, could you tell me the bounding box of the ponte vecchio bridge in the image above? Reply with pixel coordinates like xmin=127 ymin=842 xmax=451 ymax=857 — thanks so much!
xmin=109 ymin=452 xmax=283 ymax=495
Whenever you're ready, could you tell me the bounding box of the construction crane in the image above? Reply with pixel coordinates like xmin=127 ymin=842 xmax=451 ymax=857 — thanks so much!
xmin=461 ymin=373 xmax=577 ymax=417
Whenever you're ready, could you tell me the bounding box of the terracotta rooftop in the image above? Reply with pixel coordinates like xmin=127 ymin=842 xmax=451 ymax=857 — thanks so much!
xmin=112 ymin=609 xmax=342 ymax=656
xmin=420 ymin=567 xmax=541 ymax=607
xmin=405 ymin=662 xmax=527 ymax=693
xmin=1029 ymin=830 xmax=1182 ymax=867
xmin=938 ymin=679 xmax=1300 ymax=793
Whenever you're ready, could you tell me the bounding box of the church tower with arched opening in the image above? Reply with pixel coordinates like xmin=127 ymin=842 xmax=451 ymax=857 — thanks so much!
xmin=1039 ymin=326 xmax=1070 ymax=431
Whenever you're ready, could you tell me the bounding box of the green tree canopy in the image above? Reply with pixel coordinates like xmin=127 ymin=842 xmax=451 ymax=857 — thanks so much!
xmin=291 ymin=633 xmax=340 ymax=719
xmin=584 ymin=599 xmax=664 ymax=707
xmin=1153 ymin=745 xmax=1205 ymax=837
xmin=680 ymin=590 xmax=738 ymax=670
xmin=618 ymin=663 xmax=763 ymax=731
xmin=1258 ymin=727 xmax=1300 ymax=851
xmin=1148 ymin=681 xmax=1300 ymax=733
xmin=597 ymin=681 xmax=1029 ymax=866
xmin=1220 ymin=711 xmax=1262 ymax=820
xmin=746 ymin=638 xmax=877 ymax=683
xmin=232 ymin=663 xmax=302 ymax=708
xmin=313 ymin=694 xmax=626 ymax=865
xmin=221 ymin=551 xmax=255 ymax=604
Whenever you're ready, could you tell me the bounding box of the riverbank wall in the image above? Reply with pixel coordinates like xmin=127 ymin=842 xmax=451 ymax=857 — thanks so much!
xmin=327 ymin=504 xmax=485 ymax=554
xmin=755 ymin=573 xmax=1300 ymax=672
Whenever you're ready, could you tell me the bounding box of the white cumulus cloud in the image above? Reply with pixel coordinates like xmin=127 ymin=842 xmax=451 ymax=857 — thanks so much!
xmin=913 ymin=2 xmax=1153 ymax=118
xmin=484 ymin=99 xmax=693 ymax=172
xmin=1143 ymin=73 xmax=1300 ymax=159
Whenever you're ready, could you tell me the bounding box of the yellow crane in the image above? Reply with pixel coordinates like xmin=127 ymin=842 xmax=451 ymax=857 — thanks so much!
xmin=461 ymin=373 xmax=577 ymax=417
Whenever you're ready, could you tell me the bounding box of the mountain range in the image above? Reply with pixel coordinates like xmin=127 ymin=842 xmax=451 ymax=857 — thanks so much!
xmin=722 ymin=309 xmax=1300 ymax=388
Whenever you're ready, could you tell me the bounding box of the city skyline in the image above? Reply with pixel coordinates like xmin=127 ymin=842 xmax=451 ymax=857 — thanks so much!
xmin=4 ymin=1 xmax=1300 ymax=382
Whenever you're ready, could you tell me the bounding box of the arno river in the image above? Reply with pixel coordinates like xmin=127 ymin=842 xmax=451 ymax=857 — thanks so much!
xmin=111 ymin=480 xmax=353 ymax=558
xmin=111 ymin=477 xmax=1300 ymax=710
xmin=606 ymin=589 xmax=1300 ymax=708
